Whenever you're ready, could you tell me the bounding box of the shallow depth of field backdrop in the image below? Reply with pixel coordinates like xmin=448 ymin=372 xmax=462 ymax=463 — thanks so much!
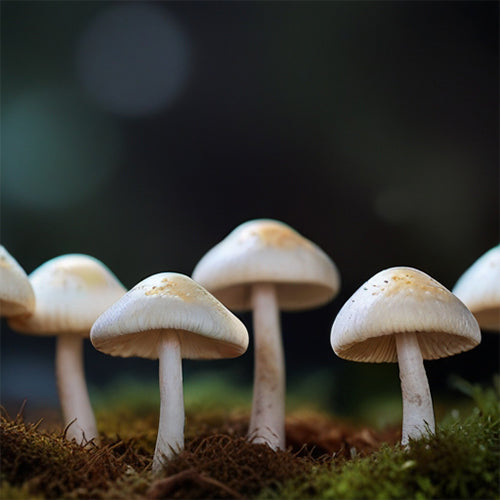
xmin=1 ymin=1 xmax=498 ymax=421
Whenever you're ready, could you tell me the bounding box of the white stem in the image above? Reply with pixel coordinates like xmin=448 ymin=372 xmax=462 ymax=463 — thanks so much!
xmin=248 ymin=283 xmax=285 ymax=450
xmin=55 ymin=334 xmax=99 ymax=444
xmin=152 ymin=332 xmax=184 ymax=475
xmin=395 ymin=332 xmax=435 ymax=445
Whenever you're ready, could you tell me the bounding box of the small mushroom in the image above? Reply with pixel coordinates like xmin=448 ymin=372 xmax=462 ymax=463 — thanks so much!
xmin=192 ymin=219 xmax=340 ymax=450
xmin=90 ymin=272 xmax=249 ymax=474
xmin=452 ymin=245 xmax=500 ymax=331
xmin=0 ymin=245 xmax=35 ymax=317
xmin=8 ymin=254 xmax=126 ymax=444
xmin=331 ymin=266 xmax=481 ymax=445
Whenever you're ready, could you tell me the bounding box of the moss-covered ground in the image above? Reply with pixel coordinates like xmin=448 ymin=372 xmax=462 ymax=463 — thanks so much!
xmin=1 ymin=377 xmax=498 ymax=499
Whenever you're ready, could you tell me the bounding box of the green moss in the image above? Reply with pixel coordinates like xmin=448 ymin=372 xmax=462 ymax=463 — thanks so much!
xmin=265 ymin=379 xmax=500 ymax=500
xmin=96 ymin=407 xmax=158 ymax=451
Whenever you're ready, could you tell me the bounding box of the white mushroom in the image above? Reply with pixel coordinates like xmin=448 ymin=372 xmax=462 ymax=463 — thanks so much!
xmin=452 ymin=245 xmax=500 ymax=331
xmin=8 ymin=254 xmax=126 ymax=444
xmin=331 ymin=266 xmax=481 ymax=445
xmin=0 ymin=245 xmax=35 ymax=317
xmin=192 ymin=219 xmax=340 ymax=450
xmin=90 ymin=272 xmax=249 ymax=474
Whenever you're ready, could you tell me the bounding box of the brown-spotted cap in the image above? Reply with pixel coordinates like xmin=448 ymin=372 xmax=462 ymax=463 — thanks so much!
xmin=90 ymin=272 xmax=249 ymax=360
xmin=192 ymin=219 xmax=340 ymax=311
xmin=452 ymin=245 xmax=500 ymax=331
xmin=331 ymin=267 xmax=481 ymax=362
xmin=9 ymin=254 xmax=126 ymax=337
xmin=0 ymin=245 xmax=35 ymax=317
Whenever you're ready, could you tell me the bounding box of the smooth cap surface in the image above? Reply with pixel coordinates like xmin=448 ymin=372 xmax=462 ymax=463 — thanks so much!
xmin=192 ymin=219 xmax=340 ymax=311
xmin=9 ymin=254 xmax=127 ymax=337
xmin=452 ymin=245 xmax=500 ymax=331
xmin=90 ymin=272 xmax=249 ymax=360
xmin=331 ymin=266 xmax=481 ymax=362
xmin=0 ymin=245 xmax=35 ymax=317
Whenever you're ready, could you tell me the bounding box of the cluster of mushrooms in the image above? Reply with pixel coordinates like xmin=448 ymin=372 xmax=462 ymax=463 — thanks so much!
xmin=1 ymin=219 xmax=499 ymax=474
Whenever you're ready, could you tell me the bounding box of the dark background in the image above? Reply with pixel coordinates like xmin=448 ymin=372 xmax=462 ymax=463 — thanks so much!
xmin=1 ymin=1 xmax=498 ymax=418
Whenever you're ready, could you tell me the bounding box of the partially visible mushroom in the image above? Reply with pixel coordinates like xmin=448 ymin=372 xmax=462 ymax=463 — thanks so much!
xmin=0 ymin=245 xmax=35 ymax=317
xmin=8 ymin=254 xmax=126 ymax=444
xmin=90 ymin=272 xmax=249 ymax=474
xmin=192 ymin=219 xmax=340 ymax=450
xmin=331 ymin=266 xmax=481 ymax=445
xmin=452 ymin=245 xmax=500 ymax=332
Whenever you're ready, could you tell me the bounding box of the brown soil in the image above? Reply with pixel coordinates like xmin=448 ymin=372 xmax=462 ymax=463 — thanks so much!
xmin=145 ymin=413 xmax=400 ymax=499
xmin=285 ymin=411 xmax=400 ymax=459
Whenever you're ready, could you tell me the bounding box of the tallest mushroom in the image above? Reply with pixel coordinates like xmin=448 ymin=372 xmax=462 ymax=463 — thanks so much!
xmin=193 ymin=219 xmax=340 ymax=450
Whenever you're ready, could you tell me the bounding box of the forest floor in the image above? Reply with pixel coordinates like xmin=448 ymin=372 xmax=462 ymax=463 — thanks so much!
xmin=1 ymin=377 xmax=498 ymax=499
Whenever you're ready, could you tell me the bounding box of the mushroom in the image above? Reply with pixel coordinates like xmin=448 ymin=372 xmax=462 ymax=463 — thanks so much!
xmin=192 ymin=219 xmax=340 ymax=450
xmin=90 ymin=272 xmax=249 ymax=474
xmin=452 ymin=245 xmax=500 ymax=331
xmin=330 ymin=266 xmax=481 ymax=445
xmin=8 ymin=254 xmax=126 ymax=444
xmin=0 ymin=245 xmax=35 ymax=317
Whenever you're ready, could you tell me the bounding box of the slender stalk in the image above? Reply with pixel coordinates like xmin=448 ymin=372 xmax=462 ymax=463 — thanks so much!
xmin=152 ymin=332 xmax=184 ymax=475
xmin=55 ymin=334 xmax=99 ymax=444
xmin=248 ymin=283 xmax=285 ymax=450
xmin=395 ymin=332 xmax=435 ymax=445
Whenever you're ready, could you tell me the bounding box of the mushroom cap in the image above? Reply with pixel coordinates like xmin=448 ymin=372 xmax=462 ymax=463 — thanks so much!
xmin=90 ymin=272 xmax=249 ymax=360
xmin=8 ymin=254 xmax=127 ymax=337
xmin=331 ymin=266 xmax=481 ymax=363
xmin=452 ymin=245 xmax=500 ymax=331
xmin=192 ymin=219 xmax=340 ymax=312
xmin=0 ymin=245 xmax=35 ymax=317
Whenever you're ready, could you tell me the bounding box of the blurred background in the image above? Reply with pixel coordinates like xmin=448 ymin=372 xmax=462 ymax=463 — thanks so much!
xmin=1 ymin=1 xmax=498 ymax=423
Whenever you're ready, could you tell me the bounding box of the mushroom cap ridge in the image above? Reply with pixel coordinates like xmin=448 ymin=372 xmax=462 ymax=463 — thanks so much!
xmin=192 ymin=219 xmax=340 ymax=312
xmin=452 ymin=245 xmax=500 ymax=331
xmin=0 ymin=245 xmax=35 ymax=317
xmin=8 ymin=254 xmax=126 ymax=336
xmin=331 ymin=266 xmax=481 ymax=363
xmin=90 ymin=272 xmax=249 ymax=360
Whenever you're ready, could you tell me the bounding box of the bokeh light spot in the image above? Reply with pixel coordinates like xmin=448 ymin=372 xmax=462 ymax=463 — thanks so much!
xmin=76 ymin=4 xmax=191 ymax=116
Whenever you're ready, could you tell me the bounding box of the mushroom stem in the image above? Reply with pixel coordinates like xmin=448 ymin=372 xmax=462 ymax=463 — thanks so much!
xmin=153 ymin=332 xmax=184 ymax=475
xmin=55 ymin=334 xmax=99 ymax=444
xmin=395 ymin=332 xmax=435 ymax=445
xmin=248 ymin=283 xmax=285 ymax=450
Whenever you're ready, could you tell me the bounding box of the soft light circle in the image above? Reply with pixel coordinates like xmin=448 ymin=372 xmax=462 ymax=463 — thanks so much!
xmin=76 ymin=4 xmax=191 ymax=116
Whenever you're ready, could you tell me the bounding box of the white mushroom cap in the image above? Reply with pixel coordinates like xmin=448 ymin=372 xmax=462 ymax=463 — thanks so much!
xmin=192 ymin=219 xmax=340 ymax=311
xmin=8 ymin=254 xmax=127 ymax=336
xmin=452 ymin=245 xmax=500 ymax=331
xmin=0 ymin=245 xmax=35 ymax=317
xmin=90 ymin=272 xmax=249 ymax=360
xmin=331 ymin=267 xmax=481 ymax=363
